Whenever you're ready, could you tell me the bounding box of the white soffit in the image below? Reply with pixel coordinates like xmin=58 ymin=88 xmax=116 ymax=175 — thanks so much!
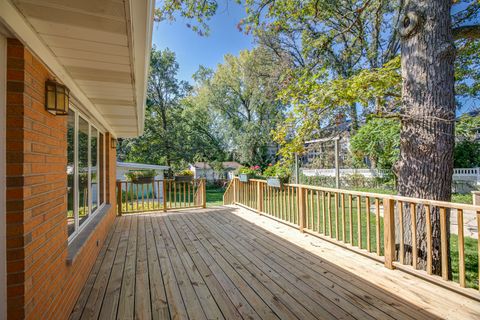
xmin=1 ymin=0 xmax=153 ymax=138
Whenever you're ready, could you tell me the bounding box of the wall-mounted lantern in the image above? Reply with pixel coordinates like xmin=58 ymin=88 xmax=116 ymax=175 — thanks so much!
xmin=45 ymin=80 xmax=70 ymax=115
xmin=111 ymin=137 xmax=117 ymax=149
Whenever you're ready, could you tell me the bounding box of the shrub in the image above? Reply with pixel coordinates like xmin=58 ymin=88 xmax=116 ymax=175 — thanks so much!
xmin=125 ymin=169 xmax=156 ymax=181
xmin=238 ymin=165 xmax=261 ymax=176
xmin=263 ymin=163 xmax=291 ymax=181
xmin=176 ymin=169 xmax=194 ymax=176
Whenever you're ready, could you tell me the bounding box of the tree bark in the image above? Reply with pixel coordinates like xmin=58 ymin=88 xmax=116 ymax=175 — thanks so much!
xmin=396 ymin=1 xmax=455 ymax=276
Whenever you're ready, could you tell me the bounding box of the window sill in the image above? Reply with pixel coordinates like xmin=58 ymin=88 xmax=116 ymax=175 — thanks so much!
xmin=67 ymin=204 xmax=111 ymax=266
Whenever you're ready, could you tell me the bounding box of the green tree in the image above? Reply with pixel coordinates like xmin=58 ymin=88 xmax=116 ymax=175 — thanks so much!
xmin=118 ymin=47 xmax=226 ymax=167
xmin=454 ymin=140 xmax=480 ymax=168
xmin=454 ymin=113 xmax=480 ymax=168
xmin=190 ymin=48 xmax=286 ymax=166
xmin=350 ymin=118 xmax=400 ymax=170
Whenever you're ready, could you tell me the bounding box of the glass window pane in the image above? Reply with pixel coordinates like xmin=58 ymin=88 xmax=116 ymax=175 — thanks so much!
xmin=67 ymin=110 xmax=75 ymax=236
xmin=99 ymin=133 xmax=104 ymax=205
xmin=78 ymin=117 xmax=89 ymax=226
xmin=91 ymin=127 xmax=98 ymax=212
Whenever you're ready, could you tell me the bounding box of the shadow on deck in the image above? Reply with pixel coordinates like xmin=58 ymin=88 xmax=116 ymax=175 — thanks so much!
xmin=70 ymin=206 xmax=480 ymax=320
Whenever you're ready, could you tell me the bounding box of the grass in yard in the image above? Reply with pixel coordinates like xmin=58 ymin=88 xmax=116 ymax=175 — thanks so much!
xmin=450 ymin=235 xmax=479 ymax=289
xmin=206 ymin=187 xmax=225 ymax=207
xmin=353 ymin=187 xmax=473 ymax=204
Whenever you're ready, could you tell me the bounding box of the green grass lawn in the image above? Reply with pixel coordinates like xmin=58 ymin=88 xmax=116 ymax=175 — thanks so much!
xmin=353 ymin=187 xmax=473 ymax=204
xmin=206 ymin=188 xmax=225 ymax=207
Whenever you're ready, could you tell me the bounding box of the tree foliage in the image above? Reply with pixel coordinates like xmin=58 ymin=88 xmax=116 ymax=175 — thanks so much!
xmin=190 ymin=48 xmax=286 ymax=166
xmin=118 ymin=47 xmax=225 ymax=167
xmin=454 ymin=113 xmax=480 ymax=168
xmin=350 ymin=117 xmax=400 ymax=170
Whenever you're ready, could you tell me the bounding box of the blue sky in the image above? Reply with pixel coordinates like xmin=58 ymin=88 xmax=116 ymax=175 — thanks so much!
xmin=151 ymin=3 xmax=478 ymax=112
xmin=152 ymin=2 xmax=253 ymax=83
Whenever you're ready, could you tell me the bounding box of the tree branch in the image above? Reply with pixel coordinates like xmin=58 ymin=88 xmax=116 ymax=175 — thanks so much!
xmin=453 ymin=24 xmax=480 ymax=40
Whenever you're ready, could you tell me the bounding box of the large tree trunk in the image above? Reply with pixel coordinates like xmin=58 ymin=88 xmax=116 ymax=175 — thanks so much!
xmin=396 ymin=1 xmax=455 ymax=276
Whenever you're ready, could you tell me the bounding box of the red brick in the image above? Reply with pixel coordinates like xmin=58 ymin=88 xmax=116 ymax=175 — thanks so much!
xmin=5 ymin=39 xmax=117 ymax=319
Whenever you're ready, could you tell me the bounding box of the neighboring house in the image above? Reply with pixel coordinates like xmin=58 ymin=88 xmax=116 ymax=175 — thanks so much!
xmin=116 ymin=161 xmax=169 ymax=182
xmin=117 ymin=162 xmax=169 ymax=200
xmin=190 ymin=161 xmax=242 ymax=181
xmin=0 ymin=1 xmax=154 ymax=319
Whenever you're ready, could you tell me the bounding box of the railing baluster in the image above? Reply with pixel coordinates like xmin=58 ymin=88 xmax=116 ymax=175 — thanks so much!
xmin=328 ymin=192 xmax=332 ymax=237
xmin=349 ymin=194 xmax=353 ymax=244
xmin=136 ymin=184 xmax=139 ymax=211
xmin=375 ymin=198 xmax=380 ymax=255
xmin=410 ymin=203 xmax=417 ymax=269
xmin=341 ymin=193 xmax=346 ymax=242
xmin=141 ymin=183 xmax=145 ymax=211
xmin=286 ymin=186 xmax=289 ymax=221
xmin=457 ymin=209 xmax=465 ymax=287
xmin=440 ymin=207 xmax=448 ymax=280
xmin=322 ymin=191 xmax=327 ymax=234
xmin=335 ymin=193 xmax=339 ymax=239
xmin=425 ymin=204 xmax=432 ymax=274
xmin=163 ymin=180 xmax=167 ymax=212
xmin=366 ymin=196 xmax=371 ymax=252
xmin=310 ymin=189 xmax=314 ymax=230
xmin=125 ymin=181 xmax=129 ymax=213
xmin=183 ymin=182 xmax=186 ymax=208
xmin=357 ymin=196 xmax=362 ymax=249
xmin=399 ymin=201 xmax=404 ymax=264
xmin=317 ymin=191 xmax=321 ymax=233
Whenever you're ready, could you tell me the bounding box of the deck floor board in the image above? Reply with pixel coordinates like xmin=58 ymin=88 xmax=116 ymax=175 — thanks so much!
xmin=71 ymin=206 xmax=480 ymax=320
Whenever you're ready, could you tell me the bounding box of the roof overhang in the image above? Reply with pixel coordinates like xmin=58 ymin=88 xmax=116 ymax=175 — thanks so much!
xmin=0 ymin=0 xmax=154 ymax=138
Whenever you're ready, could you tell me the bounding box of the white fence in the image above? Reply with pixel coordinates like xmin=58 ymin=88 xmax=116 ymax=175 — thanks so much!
xmin=453 ymin=167 xmax=480 ymax=181
xmin=301 ymin=168 xmax=390 ymax=178
xmin=301 ymin=167 xmax=480 ymax=193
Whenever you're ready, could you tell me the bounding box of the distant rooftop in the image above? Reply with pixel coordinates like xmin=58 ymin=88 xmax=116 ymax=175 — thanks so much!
xmin=191 ymin=161 xmax=242 ymax=170
xmin=117 ymin=162 xmax=169 ymax=170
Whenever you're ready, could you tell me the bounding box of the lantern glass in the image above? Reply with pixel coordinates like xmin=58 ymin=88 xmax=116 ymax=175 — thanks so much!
xmin=45 ymin=80 xmax=69 ymax=115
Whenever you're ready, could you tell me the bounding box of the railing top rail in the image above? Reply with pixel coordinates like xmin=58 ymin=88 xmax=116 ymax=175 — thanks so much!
xmin=233 ymin=177 xmax=480 ymax=212
xmin=117 ymin=178 xmax=206 ymax=183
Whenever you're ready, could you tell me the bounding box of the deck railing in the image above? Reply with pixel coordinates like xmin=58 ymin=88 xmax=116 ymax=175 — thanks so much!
xmin=224 ymin=177 xmax=480 ymax=293
xmin=117 ymin=178 xmax=206 ymax=214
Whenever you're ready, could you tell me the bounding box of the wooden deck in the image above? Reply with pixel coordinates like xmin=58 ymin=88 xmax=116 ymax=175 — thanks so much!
xmin=70 ymin=206 xmax=480 ymax=320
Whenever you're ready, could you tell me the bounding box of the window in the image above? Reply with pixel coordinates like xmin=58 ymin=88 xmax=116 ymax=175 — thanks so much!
xmin=78 ymin=116 xmax=89 ymax=226
xmin=66 ymin=108 xmax=106 ymax=240
xmin=67 ymin=110 xmax=75 ymax=236
xmin=91 ymin=127 xmax=98 ymax=213
xmin=99 ymin=133 xmax=105 ymax=205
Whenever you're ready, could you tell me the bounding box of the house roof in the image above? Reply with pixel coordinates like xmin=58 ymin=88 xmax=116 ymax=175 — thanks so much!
xmin=1 ymin=0 xmax=155 ymax=138
xmin=191 ymin=162 xmax=242 ymax=170
xmin=117 ymin=162 xmax=169 ymax=171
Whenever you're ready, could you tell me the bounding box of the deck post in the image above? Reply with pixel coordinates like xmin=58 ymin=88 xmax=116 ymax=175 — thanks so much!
xmin=202 ymin=178 xmax=207 ymax=208
xmin=163 ymin=179 xmax=167 ymax=212
xmin=298 ymin=186 xmax=306 ymax=232
xmin=116 ymin=180 xmax=122 ymax=216
xmin=383 ymin=198 xmax=395 ymax=269
xmin=233 ymin=178 xmax=237 ymax=204
xmin=257 ymin=181 xmax=263 ymax=213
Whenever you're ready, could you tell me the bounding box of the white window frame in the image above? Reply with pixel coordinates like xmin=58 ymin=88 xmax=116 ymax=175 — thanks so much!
xmin=68 ymin=106 xmax=106 ymax=242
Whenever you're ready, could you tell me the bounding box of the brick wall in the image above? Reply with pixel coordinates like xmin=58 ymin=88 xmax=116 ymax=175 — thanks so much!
xmin=6 ymin=39 xmax=117 ymax=319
